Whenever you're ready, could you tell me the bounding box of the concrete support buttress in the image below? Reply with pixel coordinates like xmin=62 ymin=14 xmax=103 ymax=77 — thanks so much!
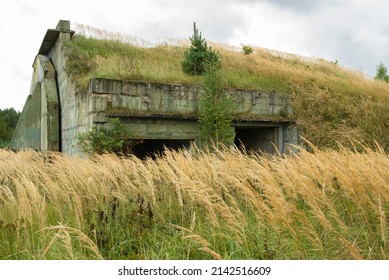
xmin=10 ymin=55 xmax=59 ymax=151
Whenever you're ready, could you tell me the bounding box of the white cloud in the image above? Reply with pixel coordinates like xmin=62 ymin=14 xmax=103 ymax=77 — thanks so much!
xmin=300 ymin=0 xmax=389 ymax=74
xmin=227 ymin=2 xmax=311 ymax=56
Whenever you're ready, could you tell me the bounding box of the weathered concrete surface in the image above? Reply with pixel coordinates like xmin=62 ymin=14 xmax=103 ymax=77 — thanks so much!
xmin=48 ymin=21 xmax=93 ymax=154
xmin=89 ymin=78 xmax=290 ymax=121
xmin=121 ymin=118 xmax=200 ymax=140
xmin=11 ymin=83 xmax=42 ymax=149
xmin=11 ymin=55 xmax=59 ymax=150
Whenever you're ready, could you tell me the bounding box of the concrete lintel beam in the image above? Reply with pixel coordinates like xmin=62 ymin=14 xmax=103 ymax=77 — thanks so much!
xmin=37 ymin=20 xmax=74 ymax=56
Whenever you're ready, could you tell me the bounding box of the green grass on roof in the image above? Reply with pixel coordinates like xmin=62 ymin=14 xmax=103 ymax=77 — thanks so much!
xmin=64 ymin=35 xmax=293 ymax=91
xmin=64 ymin=34 xmax=389 ymax=150
xmin=65 ymin=34 xmax=388 ymax=95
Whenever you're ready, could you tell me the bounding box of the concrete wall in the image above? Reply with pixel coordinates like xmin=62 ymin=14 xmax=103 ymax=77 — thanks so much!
xmin=89 ymin=78 xmax=290 ymax=121
xmin=88 ymin=78 xmax=296 ymax=153
xmin=47 ymin=21 xmax=93 ymax=154
xmin=11 ymin=55 xmax=59 ymax=151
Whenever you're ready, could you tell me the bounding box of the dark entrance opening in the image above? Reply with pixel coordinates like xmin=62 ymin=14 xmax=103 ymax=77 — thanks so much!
xmin=131 ymin=139 xmax=192 ymax=159
xmin=234 ymin=127 xmax=279 ymax=154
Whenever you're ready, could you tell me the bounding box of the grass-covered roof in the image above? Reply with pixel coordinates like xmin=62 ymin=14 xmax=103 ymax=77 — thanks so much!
xmin=64 ymin=29 xmax=389 ymax=150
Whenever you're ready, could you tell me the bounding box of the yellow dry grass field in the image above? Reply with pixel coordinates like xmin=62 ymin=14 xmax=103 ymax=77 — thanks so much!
xmin=0 ymin=146 xmax=388 ymax=259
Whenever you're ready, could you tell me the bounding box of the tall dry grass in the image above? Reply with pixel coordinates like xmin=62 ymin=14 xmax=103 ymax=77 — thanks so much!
xmin=0 ymin=146 xmax=388 ymax=259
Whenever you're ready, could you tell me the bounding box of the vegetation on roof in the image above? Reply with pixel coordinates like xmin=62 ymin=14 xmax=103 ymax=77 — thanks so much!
xmin=64 ymin=33 xmax=389 ymax=150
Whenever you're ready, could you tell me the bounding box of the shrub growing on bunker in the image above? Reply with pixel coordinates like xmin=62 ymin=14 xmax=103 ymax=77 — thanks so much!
xmin=182 ymin=23 xmax=220 ymax=75
xmin=76 ymin=118 xmax=136 ymax=154
xmin=198 ymin=63 xmax=235 ymax=148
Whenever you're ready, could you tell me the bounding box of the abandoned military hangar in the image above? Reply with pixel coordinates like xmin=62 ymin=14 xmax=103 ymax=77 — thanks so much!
xmin=11 ymin=20 xmax=299 ymax=156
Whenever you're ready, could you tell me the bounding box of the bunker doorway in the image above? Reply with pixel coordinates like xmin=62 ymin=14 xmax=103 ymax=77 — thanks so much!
xmin=234 ymin=126 xmax=280 ymax=154
xmin=131 ymin=139 xmax=192 ymax=159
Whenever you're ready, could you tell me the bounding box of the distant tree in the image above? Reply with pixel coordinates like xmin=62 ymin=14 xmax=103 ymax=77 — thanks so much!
xmin=182 ymin=23 xmax=220 ymax=75
xmin=0 ymin=119 xmax=7 ymax=148
xmin=0 ymin=108 xmax=20 ymax=148
xmin=375 ymin=62 xmax=389 ymax=83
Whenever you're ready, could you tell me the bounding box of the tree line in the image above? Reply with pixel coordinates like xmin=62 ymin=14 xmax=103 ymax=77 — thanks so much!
xmin=0 ymin=108 xmax=20 ymax=148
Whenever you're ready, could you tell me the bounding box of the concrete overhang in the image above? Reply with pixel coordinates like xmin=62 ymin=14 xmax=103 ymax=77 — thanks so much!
xmin=36 ymin=20 xmax=75 ymax=56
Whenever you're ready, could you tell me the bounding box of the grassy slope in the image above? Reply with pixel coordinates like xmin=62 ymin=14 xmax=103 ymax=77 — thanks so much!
xmin=65 ymin=34 xmax=389 ymax=150
xmin=1 ymin=148 xmax=388 ymax=260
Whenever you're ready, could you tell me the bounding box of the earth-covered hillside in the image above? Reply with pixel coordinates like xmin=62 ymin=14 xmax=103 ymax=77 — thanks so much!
xmin=64 ymin=28 xmax=389 ymax=150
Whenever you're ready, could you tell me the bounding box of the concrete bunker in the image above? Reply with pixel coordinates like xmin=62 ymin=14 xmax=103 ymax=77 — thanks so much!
xmin=130 ymin=123 xmax=287 ymax=157
xmin=116 ymin=115 xmax=198 ymax=158
xmin=131 ymin=139 xmax=192 ymax=159
xmin=234 ymin=123 xmax=284 ymax=154
xmin=11 ymin=20 xmax=299 ymax=155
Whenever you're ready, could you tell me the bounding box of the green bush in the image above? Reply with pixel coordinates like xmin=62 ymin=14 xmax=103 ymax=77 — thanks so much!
xmin=182 ymin=23 xmax=220 ymax=75
xmin=375 ymin=62 xmax=389 ymax=83
xmin=198 ymin=64 xmax=235 ymax=148
xmin=76 ymin=118 xmax=136 ymax=154
xmin=242 ymin=45 xmax=253 ymax=55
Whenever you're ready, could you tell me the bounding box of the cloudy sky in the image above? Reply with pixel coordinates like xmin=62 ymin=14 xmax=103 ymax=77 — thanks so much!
xmin=1 ymin=0 xmax=388 ymax=110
